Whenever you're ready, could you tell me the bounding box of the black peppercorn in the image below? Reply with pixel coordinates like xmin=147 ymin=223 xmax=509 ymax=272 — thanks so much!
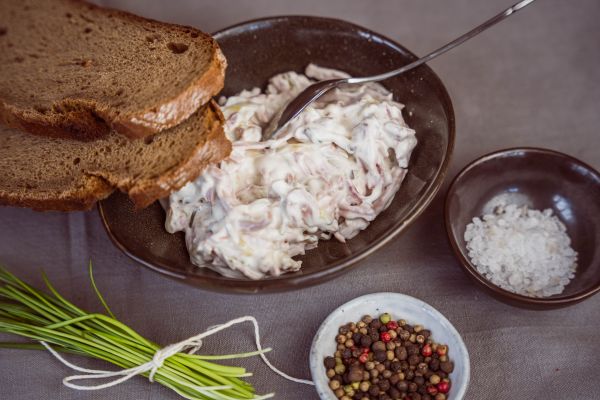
xmin=396 ymin=381 xmax=408 ymax=392
xmin=374 ymin=350 xmax=387 ymax=362
xmin=395 ymin=346 xmax=408 ymax=361
xmin=389 ymin=387 xmax=401 ymax=399
xmin=407 ymin=344 xmax=420 ymax=356
xmin=324 ymin=356 xmax=336 ymax=369
xmin=429 ymin=358 xmax=440 ymax=371
xmin=379 ymin=379 xmax=391 ymax=392
xmin=391 ymin=361 xmax=402 ymax=372
xmin=417 ymin=362 xmax=428 ymax=374
xmin=440 ymin=361 xmax=454 ymax=373
xmin=372 ymin=341 xmax=386 ymax=352
xmin=408 ymin=354 xmax=420 ymax=366
xmin=414 ymin=375 xmax=425 ymax=386
xmin=370 ymin=320 xmax=382 ymax=330
xmin=408 ymin=382 xmax=418 ymax=393
xmin=369 ymin=385 xmax=380 ymax=396
xmin=348 ymin=366 xmax=364 ymax=382
xmin=361 ymin=335 xmax=373 ymax=348
xmin=342 ymin=348 xmax=352 ymax=359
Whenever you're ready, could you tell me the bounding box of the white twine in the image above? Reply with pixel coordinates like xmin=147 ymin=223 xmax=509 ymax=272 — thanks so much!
xmin=40 ymin=315 xmax=314 ymax=396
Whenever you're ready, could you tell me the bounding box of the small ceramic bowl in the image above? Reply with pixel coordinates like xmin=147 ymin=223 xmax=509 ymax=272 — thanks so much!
xmin=310 ymin=293 xmax=470 ymax=400
xmin=445 ymin=147 xmax=600 ymax=308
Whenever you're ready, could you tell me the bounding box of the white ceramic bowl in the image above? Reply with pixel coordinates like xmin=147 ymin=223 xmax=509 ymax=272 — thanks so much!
xmin=310 ymin=293 xmax=470 ymax=399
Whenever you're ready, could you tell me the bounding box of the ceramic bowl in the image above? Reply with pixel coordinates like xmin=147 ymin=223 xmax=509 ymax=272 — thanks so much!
xmin=98 ymin=16 xmax=455 ymax=293
xmin=445 ymin=147 xmax=600 ymax=308
xmin=310 ymin=293 xmax=470 ymax=399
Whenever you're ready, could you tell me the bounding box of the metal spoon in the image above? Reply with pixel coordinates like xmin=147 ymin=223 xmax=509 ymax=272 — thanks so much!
xmin=263 ymin=0 xmax=536 ymax=140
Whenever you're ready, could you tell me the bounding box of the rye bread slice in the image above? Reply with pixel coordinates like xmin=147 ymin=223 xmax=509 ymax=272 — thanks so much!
xmin=0 ymin=101 xmax=230 ymax=211
xmin=0 ymin=0 xmax=226 ymax=140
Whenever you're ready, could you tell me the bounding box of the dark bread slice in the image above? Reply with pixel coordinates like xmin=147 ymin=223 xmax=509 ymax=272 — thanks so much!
xmin=0 ymin=0 xmax=226 ymax=141
xmin=0 ymin=101 xmax=230 ymax=211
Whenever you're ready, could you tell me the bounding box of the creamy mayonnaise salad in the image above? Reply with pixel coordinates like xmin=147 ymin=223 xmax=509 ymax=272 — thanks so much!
xmin=165 ymin=65 xmax=417 ymax=279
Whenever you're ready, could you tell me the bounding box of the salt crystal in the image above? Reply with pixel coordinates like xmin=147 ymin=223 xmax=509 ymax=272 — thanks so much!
xmin=464 ymin=203 xmax=578 ymax=298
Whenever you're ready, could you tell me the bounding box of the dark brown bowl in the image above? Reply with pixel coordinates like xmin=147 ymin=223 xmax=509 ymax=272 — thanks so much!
xmin=98 ymin=16 xmax=455 ymax=293
xmin=445 ymin=147 xmax=600 ymax=308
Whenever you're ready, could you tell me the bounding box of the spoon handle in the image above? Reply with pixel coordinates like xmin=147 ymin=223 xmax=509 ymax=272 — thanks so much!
xmin=347 ymin=0 xmax=537 ymax=85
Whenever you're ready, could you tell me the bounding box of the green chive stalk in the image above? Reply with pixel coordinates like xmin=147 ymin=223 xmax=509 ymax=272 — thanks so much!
xmin=0 ymin=264 xmax=273 ymax=400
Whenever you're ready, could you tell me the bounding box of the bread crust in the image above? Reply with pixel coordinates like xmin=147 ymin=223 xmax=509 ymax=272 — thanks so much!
xmin=0 ymin=101 xmax=230 ymax=211
xmin=0 ymin=0 xmax=226 ymax=141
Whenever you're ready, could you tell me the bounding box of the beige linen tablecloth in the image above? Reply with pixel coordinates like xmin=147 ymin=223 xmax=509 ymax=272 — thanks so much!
xmin=1 ymin=0 xmax=599 ymax=399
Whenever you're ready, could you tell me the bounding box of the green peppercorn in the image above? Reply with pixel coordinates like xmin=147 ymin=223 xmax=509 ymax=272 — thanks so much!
xmin=334 ymin=387 xmax=344 ymax=398
xmin=414 ymin=325 xmax=423 ymax=333
xmin=337 ymin=334 xmax=347 ymax=344
xmin=362 ymin=315 xmax=373 ymax=324
xmin=386 ymin=350 xmax=395 ymax=361
xmin=359 ymin=381 xmax=370 ymax=392
xmin=327 ymin=369 xmax=336 ymax=378
xmin=329 ymin=380 xmax=341 ymax=390
xmin=334 ymin=364 xmax=346 ymax=374
xmin=430 ymin=374 xmax=441 ymax=385
xmin=380 ymin=313 xmax=392 ymax=324
xmin=365 ymin=361 xmax=375 ymax=370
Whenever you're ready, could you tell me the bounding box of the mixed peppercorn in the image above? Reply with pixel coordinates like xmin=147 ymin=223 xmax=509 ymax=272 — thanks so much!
xmin=324 ymin=313 xmax=454 ymax=400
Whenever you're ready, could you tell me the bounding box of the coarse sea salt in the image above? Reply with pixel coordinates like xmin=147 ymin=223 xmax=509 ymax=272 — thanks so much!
xmin=464 ymin=203 xmax=577 ymax=298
